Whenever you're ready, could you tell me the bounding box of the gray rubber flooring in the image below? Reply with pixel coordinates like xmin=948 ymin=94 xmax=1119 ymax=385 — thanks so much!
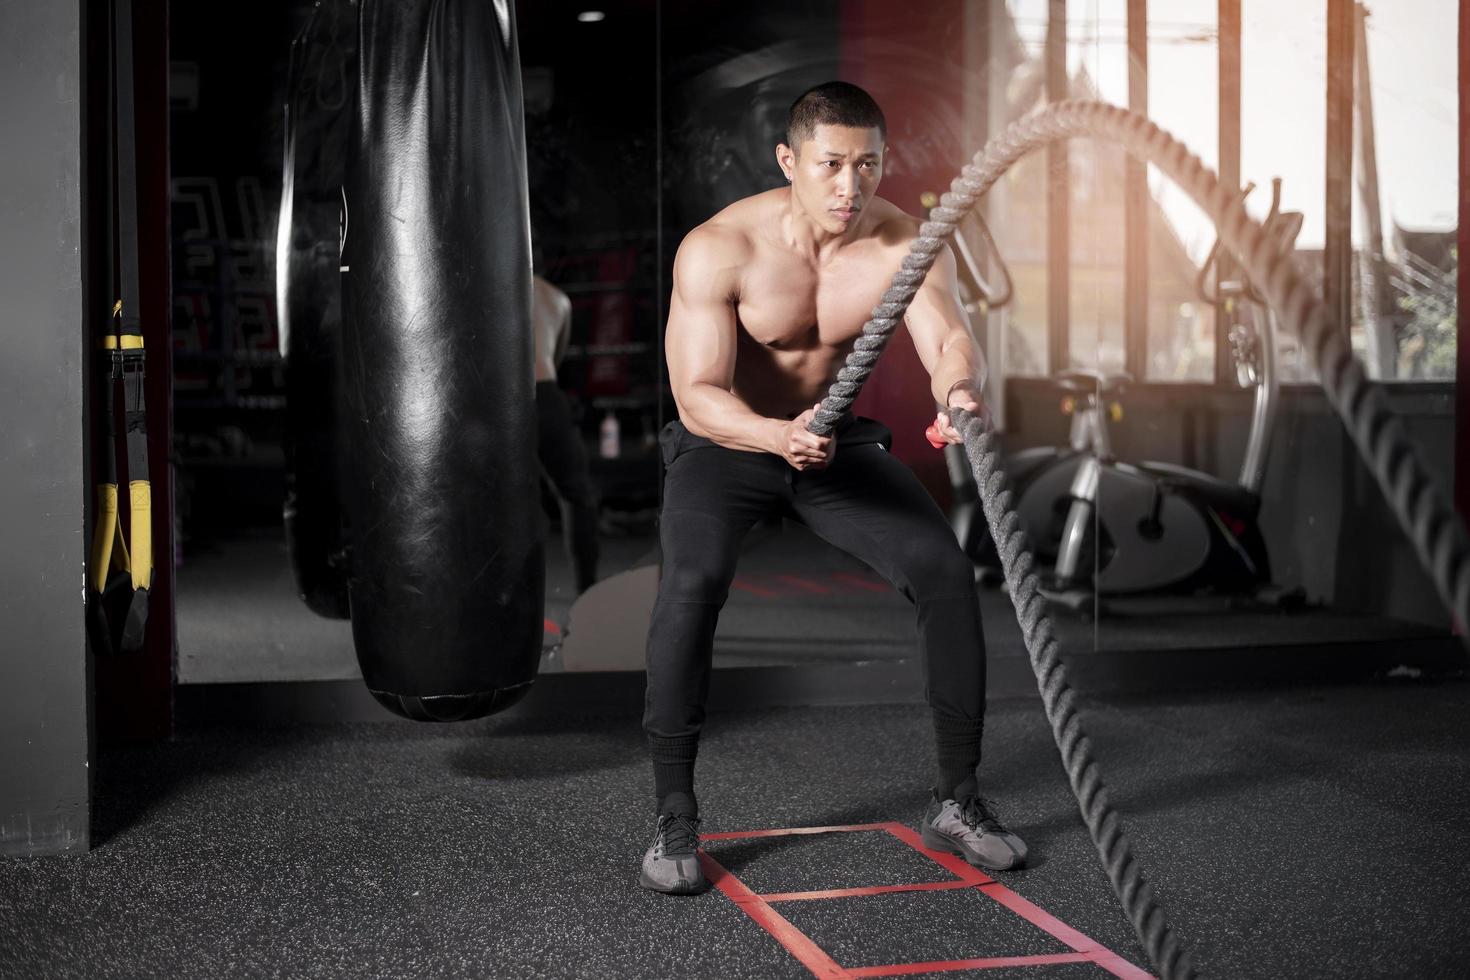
xmin=177 ymin=522 xmax=1447 ymax=683
xmin=709 ymin=524 xmax=1447 ymax=662
xmin=4 ymin=679 xmax=1470 ymax=978
xmin=175 ymin=526 xmax=655 ymax=684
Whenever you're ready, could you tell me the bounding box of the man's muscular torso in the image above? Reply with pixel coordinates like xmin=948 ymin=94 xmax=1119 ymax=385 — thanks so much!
xmin=666 ymin=147 xmax=978 ymax=468
xmin=700 ymin=189 xmax=920 ymax=420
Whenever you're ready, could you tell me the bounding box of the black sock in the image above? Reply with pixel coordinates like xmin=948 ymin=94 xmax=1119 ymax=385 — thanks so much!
xmin=932 ymin=711 xmax=984 ymax=801
xmin=648 ymin=733 xmax=699 ymax=815
xmin=658 ymin=791 xmax=698 ymax=819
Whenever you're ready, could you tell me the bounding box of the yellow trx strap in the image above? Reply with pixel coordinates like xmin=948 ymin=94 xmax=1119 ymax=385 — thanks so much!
xmin=88 ymin=0 xmax=152 ymax=656
xmin=88 ymin=302 xmax=153 ymax=654
xmin=129 ymin=479 xmax=152 ymax=592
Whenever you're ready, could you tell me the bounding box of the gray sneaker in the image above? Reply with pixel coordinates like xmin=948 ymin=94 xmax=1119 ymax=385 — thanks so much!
xmin=638 ymin=812 xmax=707 ymax=894
xmin=921 ymin=792 xmax=1028 ymax=871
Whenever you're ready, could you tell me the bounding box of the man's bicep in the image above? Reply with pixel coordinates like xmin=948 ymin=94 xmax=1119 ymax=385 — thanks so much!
xmin=906 ymin=245 xmax=973 ymax=368
xmin=666 ymin=294 xmax=738 ymax=401
xmin=666 ymin=238 xmax=739 ymax=395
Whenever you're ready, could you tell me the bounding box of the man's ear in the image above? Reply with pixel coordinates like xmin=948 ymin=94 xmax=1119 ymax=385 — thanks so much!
xmin=775 ymin=143 xmax=795 ymax=181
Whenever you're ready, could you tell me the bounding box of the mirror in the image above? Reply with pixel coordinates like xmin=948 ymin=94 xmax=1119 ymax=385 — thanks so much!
xmin=170 ymin=0 xmax=667 ymax=685
xmin=170 ymin=0 xmax=1458 ymax=697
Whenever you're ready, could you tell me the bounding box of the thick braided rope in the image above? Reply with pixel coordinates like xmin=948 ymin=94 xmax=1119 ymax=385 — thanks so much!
xmin=811 ymin=100 xmax=1470 ymax=980
xmin=952 ymin=406 xmax=1192 ymax=980
xmin=814 ymin=98 xmax=1470 ymax=640
xmin=812 ymin=102 xmax=1199 ymax=978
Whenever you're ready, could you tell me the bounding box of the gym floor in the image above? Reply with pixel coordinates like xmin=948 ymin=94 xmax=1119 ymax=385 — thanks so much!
xmin=177 ymin=521 xmax=1453 ymax=684
xmin=4 ymin=678 xmax=1469 ymax=978
xmin=172 ymin=524 xmax=658 ymax=685
xmin=122 ymin=521 xmax=1468 ymax=977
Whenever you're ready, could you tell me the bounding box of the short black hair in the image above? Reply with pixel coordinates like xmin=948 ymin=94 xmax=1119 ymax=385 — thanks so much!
xmin=786 ymin=81 xmax=886 ymax=152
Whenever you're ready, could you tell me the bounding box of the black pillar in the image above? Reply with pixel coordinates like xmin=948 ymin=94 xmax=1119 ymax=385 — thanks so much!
xmin=0 ymin=0 xmax=91 ymax=855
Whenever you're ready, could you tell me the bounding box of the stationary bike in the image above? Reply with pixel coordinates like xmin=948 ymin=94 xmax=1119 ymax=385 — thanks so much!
xmin=946 ymin=369 xmax=1126 ymax=581
xmin=1043 ymin=177 xmax=1303 ymax=604
xmin=934 ymin=205 xmax=1101 ymax=574
xmin=939 ymin=205 xmax=1133 ymax=579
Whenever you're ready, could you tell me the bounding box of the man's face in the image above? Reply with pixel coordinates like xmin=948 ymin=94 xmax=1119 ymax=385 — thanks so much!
xmin=786 ymin=124 xmax=885 ymax=233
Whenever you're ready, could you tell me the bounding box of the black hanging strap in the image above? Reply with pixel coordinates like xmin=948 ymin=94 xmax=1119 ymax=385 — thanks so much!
xmin=87 ymin=0 xmax=152 ymax=657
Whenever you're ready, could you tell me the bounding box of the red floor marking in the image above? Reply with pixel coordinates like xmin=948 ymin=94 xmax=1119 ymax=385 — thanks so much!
xmin=701 ymin=852 xmax=849 ymax=979
xmin=703 ymin=822 xmax=1154 ymax=980
xmin=878 ymin=825 xmax=994 ymax=884
xmin=831 ymin=572 xmax=891 ymax=594
xmin=542 ymin=618 xmax=562 ymax=636
xmin=883 ymin=822 xmax=1154 ymax=979
xmin=761 ymin=880 xmax=974 ymax=903
xmin=885 ymin=823 xmax=1142 ymax=970
xmin=846 ymin=951 xmax=1099 ymax=977
xmin=704 ymin=823 xmax=893 ymax=841
xmin=776 ymin=574 xmax=834 ymax=595
xmin=732 ymin=577 xmax=780 ymax=598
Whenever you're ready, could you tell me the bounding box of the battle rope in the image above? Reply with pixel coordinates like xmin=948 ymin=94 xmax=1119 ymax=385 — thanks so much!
xmin=809 ymin=100 xmax=1470 ymax=980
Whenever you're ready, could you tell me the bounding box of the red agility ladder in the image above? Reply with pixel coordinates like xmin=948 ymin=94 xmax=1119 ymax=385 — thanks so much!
xmin=699 ymin=822 xmax=1153 ymax=979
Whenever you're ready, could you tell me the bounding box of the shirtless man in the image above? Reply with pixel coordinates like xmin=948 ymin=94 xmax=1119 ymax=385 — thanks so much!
xmin=639 ymin=81 xmax=1027 ymax=895
xmin=532 ymin=272 xmax=599 ymax=593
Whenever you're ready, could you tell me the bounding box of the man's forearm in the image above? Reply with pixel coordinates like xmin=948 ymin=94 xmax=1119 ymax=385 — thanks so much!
xmin=930 ymin=337 xmax=987 ymax=406
xmin=677 ymin=382 xmax=784 ymax=453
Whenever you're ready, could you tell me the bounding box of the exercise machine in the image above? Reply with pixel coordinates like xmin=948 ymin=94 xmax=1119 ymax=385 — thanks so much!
xmin=938 ymin=209 xmax=1129 ymax=582
xmin=1045 ymin=178 xmax=1303 ymax=603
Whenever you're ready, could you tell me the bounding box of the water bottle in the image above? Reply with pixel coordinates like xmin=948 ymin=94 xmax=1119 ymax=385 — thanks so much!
xmin=599 ymin=410 xmax=620 ymax=459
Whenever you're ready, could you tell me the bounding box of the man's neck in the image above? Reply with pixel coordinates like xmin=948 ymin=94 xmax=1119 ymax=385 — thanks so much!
xmin=781 ymin=190 xmax=865 ymax=263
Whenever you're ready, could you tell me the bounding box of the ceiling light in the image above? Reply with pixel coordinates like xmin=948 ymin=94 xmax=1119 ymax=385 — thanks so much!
xmin=577 ymin=10 xmax=605 ymax=22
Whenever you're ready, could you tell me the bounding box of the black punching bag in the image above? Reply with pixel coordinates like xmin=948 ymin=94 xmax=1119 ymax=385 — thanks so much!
xmin=340 ymin=0 xmax=542 ymax=721
xmin=277 ymin=0 xmax=356 ymax=620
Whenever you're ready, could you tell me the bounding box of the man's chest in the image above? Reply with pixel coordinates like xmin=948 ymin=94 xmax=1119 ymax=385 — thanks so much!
xmin=734 ymin=249 xmax=898 ymax=350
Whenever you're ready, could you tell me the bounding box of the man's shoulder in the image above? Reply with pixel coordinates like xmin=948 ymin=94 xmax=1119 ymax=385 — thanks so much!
xmin=865 ymin=197 xmax=924 ymax=246
xmin=677 ymin=208 xmax=759 ymax=268
xmin=686 ymin=188 xmax=788 ymax=245
xmin=531 ymin=274 xmax=571 ymax=312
